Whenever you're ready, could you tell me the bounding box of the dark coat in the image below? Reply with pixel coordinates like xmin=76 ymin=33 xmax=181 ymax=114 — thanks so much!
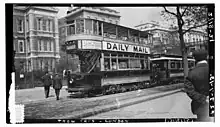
xmin=53 ymin=75 xmax=63 ymax=90
xmin=184 ymin=62 xmax=209 ymax=114
xmin=41 ymin=74 xmax=52 ymax=87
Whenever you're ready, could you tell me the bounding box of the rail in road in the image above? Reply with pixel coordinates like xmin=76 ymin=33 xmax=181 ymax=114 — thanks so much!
xmin=23 ymin=83 xmax=184 ymax=119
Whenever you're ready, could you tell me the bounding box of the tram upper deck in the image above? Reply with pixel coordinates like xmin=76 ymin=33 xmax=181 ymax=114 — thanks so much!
xmin=64 ymin=17 xmax=152 ymax=74
xmin=64 ymin=17 xmax=153 ymax=46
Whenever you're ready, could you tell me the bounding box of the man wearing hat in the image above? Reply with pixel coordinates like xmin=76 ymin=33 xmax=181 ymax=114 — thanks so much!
xmin=52 ymin=73 xmax=63 ymax=100
xmin=41 ymin=71 xmax=52 ymax=98
xmin=184 ymin=49 xmax=210 ymax=121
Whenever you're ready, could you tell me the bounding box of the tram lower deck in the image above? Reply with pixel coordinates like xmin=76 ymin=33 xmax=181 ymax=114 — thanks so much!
xmin=66 ymin=49 xmax=152 ymax=95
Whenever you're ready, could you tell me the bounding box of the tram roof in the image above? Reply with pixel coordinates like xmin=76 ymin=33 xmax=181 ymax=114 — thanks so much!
xmin=150 ymin=54 xmax=195 ymax=61
xmin=150 ymin=57 xmax=195 ymax=61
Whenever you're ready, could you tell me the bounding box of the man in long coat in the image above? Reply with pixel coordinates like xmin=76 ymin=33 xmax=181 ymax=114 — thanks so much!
xmin=184 ymin=50 xmax=211 ymax=121
xmin=53 ymin=73 xmax=63 ymax=100
xmin=41 ymin=71 xmax=52 ymax=98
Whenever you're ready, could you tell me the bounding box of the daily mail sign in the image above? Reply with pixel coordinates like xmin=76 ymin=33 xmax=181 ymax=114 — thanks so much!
xmin=102 ymin=41 xmax=150 ymax=54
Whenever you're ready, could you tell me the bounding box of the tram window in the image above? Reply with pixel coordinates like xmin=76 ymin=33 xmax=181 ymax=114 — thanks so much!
xmin=118 ymin=59 xmax=129 ymax=69
xmin=130 ymin=59 xmax=141 ymax=69
xmin=98 ymin=21 xmax=102 ymax=35
xmin=76 ymin=19 xmax=81 ymax=34
xmin=118 ymin=53 xmax=123 ymax=57
xmin=124 ymin=54 xmax=129 ymax=57
xmin=140 ymin=55 xmax=144 ymax=58
xmin=188 ymin=61 xmax=190 ymax=68
xmin=188 ymin=61 xmax=194 ymax=69
xmin=130 ymin=54 xmax=135 ymax=58
xmin=170 ymin=61 xmax=176 ymax=69
xmin=134 ymin=55 xmax=139 ymax=58
xmin=140 ymin=60 xmax=145 ymax=69
xmin=104 ymin=58 xmax=110 ymax=71
xmin=176 ymin=61 xmax=181 ymax=68
xmin=104 ymin=53 xmax=110 ymax=57
xmin=111 ymin=54 xmax=117 ymax=57
xmin=85 ymin=19 xmax=93 ymax=34
xmin=93 ymin=20 xmax=98 ymax=35
xmin=111 ymin=59 xmax=117 ymax=70
xmin=145 ymin=60 xmax=149 ymax=69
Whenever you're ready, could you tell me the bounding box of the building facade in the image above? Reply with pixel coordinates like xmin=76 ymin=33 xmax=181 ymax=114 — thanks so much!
xmin=13 ymin=6 xmax=60 ymax=73
xmin=135 ymin=22 xmax=208 ymax=55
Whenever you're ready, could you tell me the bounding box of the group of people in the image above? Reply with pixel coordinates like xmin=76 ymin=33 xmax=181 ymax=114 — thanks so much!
xmin=41 ymin=72 xmax=63 ymax=100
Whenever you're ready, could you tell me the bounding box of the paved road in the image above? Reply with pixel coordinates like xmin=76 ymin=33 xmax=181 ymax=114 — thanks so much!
xmin=85 ymin=92 xmax=197 ymax=119
xmin=18 ymin=84 xmax=183 ymax=119
xmin=15 ymin=86 xmax=69 ymax=104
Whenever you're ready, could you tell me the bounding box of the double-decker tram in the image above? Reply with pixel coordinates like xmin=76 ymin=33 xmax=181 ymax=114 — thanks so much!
xmin=64 ymin=15 xmax=153 ymax=96
xmin=150 ymin=54 xmax=195 ymax=85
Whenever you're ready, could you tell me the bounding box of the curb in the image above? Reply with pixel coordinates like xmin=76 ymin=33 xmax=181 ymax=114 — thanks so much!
xmin=56 ymin=89 xmax=182 ymax=119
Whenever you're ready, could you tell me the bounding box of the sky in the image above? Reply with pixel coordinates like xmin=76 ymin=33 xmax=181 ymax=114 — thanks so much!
xmin=56 ymin=7 xmax=167 ymax=28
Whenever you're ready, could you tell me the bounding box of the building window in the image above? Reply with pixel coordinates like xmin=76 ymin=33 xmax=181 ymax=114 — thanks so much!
xmin=50 ymin=41 xmax=53 ymax=51
xmin=50 ymin=59 xmax=53 ymax=71
xmin=49 ymin=41 xmax=52 ymax=51
xmin=47 ymin=20 xmax=50 ymax=31
xmin=40 ymin=60 xmax=43 ymax=70
xmin=44 ymin=60 xmax=48 ymax=71
xmin=38 ymin=40 xmax=43 ymax=51
xmin=42 ymin=19 xmax=47 ymax=31
xmin=27 ymin=39 xmax=30 ymax=52
xmin=49 ymin=20 xmax=53 ymax=32
xmin=47 ymin=41 xmax=50 ymax=51
xmin=18 ymin=40 xmax=24 ymax=53
xmin=37 ymin=18 xmax=42 ymax=30
xmin=44 ymin=41 xmax=47 ymax=51
xmin=17 ymin=19 xmax=23 ymax=32
xmin=26 ymin=19 xmax=29 ymax=32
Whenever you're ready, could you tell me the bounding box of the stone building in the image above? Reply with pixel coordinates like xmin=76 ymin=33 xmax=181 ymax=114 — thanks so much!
xmin=13 ymin=6 xmax=60 ymax=73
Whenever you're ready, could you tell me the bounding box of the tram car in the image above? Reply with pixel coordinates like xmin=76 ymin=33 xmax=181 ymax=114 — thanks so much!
xmin=63 ymin=7 xmax=153 ymax=96
xmin=150 ymin=54 xmax=195 ymax=85
xmin=62 ymin=7 xmax=195 ymax=97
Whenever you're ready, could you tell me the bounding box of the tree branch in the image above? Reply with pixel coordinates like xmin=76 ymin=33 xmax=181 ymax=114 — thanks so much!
xmin=183 ymin=23 xmax=207 ymax=34
xmin=181 ymin=7 xmax=189 ymax=17
xmin=163 ymin=6 xmax=178 ymax=17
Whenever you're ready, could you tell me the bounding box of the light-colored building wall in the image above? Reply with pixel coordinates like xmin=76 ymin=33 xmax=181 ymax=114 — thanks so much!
xmin=13 ymin=6 xmax=60 ymax=72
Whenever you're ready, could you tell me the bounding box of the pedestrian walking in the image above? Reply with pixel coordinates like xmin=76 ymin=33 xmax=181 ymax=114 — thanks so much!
xmin=53 ymin=73 xmax=63 ymax=100
xmin=184 ymin=50 xmax=211 ymax=122
xmin=41 ymin=71 xmax=52 ymax=98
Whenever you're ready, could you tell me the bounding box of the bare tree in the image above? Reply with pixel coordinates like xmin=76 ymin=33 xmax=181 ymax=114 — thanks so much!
xmin=161 ymin=6 xmax=208 ymax=77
